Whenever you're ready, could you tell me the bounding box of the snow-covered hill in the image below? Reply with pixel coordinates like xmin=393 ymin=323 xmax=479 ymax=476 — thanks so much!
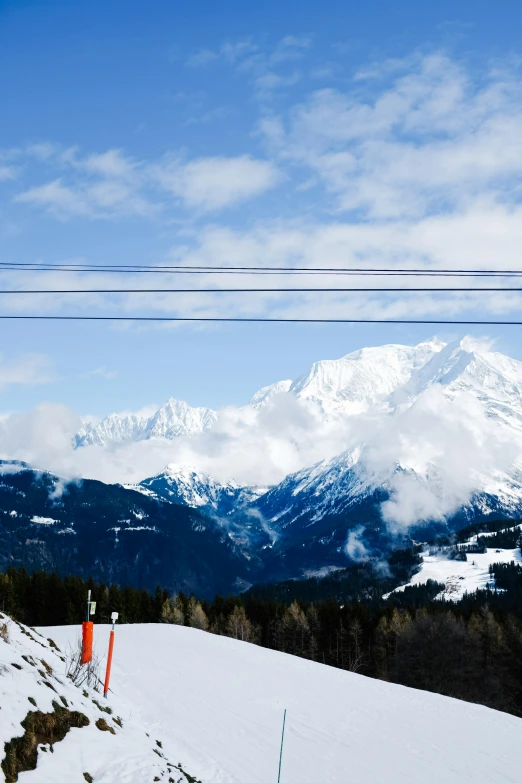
xmin=0 ymin=615 xmax=193 ymax=782
xmin=42 ymin=622 xmax=521 ymax=783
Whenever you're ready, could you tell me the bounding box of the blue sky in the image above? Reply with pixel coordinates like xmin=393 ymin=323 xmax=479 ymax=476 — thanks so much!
xmin=2 ymin=0 xmax=522 ymax=416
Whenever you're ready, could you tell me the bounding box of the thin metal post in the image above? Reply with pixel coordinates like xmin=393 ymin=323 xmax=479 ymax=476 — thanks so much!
xmin=86 ymin=589 xmax=91 ymax=622
xmin=277 ymin=709 xmax=286 ymax=783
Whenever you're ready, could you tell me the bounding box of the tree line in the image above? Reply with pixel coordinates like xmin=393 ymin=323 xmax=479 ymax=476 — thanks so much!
xmin=2 ymin=565 xmax=522 ymax=718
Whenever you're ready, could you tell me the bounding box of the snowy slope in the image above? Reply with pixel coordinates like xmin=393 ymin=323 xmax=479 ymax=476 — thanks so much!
xmin=45 ymin=622 xmax=521 ymax=783
xmin=0 ymin=616 xmax=193 ymax=783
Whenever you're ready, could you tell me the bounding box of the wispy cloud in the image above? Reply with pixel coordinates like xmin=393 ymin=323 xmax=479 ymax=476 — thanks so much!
xmin=0 ymin=354 xmax=54 ymax=392
xmin=261 ymin=52 xmax=522 ymax=218
xmin=80 ymin=366 xmax=117 ymax=380
xmin=11 ymin=146 xmax=281 ymax=219
xmin=185 ymin=35 xmax=311 ymax=97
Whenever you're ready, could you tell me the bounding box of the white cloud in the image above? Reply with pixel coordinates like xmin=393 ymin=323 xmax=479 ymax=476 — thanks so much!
xmin=185 ymin=49 xmax=220 ymax=68
xmin=15 ymin=179 xmax=92 ymax=218
xmin=365 ymin=386 xmax=519 ymax=530
xmin=261 ymin=52 xmax=522 ymax=218
xmin=154 ymin=155 xmax=281 ymax=210
xmin=345 ymin=526 xmax=370 ymax=560
xmin=0 ymin=393 xmax=355 ymax=485
xmin=0 ymin=354 xmax=54 ymax=391
xmin=11 ymin=144 xmax=279 ymax=218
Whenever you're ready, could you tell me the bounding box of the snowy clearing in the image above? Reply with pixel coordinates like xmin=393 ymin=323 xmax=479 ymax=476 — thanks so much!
xmin=43 ymin=622 xmax=521 ymax=783
xmin=387 ymin=546 xmax=522 ymax=601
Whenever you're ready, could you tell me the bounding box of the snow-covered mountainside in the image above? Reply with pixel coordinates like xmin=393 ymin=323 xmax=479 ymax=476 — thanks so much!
xmin=256 ymin=448 xmax=522 ymax=532
xmin=43 ymin=622 xmax=521 ymax=783
xmin=17 ymin=336 xmax=522 ymax=581
xmin=0 ymin=616 xmax=195 ymax=783
xmin=75 ymin=398 xmax=217 ymax=447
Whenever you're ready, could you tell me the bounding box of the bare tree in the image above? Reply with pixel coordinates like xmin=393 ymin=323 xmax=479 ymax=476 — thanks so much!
xmin=65 ymin=635 xmax=101 ymax=692
xmin=160 ymin=595 xmax=185 ymax=625
xmin=226 ymin=606 xmax=258 ymax=643
xmin=187 ymin=597 xmax=209 ymax=631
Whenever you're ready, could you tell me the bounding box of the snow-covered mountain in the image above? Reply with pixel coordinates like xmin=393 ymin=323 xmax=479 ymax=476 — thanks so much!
xmin=74 ymin=337 xmax=445 ymax=447
xmin=43 ymin=336 xmax=522 ymax=576
xmin=255 ymin=337 xmax=444 ymax=415
xmin=133 ymin=463 xmax=266 ymax=515
xmin=130 ymin=464 xmax=273 ymax=553
xmin=75 ymin=398 xmax=217 ymax=447
xmin=123 ymin=337 xmax=522 ymax=576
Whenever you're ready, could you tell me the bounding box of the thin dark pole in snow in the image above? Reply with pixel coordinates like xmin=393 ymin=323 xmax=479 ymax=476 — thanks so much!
xmin=277 ymin=709 xmax=286 ymax=783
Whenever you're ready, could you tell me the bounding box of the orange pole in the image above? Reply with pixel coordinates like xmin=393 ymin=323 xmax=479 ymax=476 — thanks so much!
xmin=103 ymin=629 xmax=115 ymax=698
xmin=81 ymin=621 xmax=93 ymax=664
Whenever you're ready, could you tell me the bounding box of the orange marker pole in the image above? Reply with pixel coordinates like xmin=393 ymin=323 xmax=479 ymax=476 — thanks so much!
xmin=103 ymin=612 xmax=118 ymax=699
xmin=81 ymin=590 xmax=93 ymax=664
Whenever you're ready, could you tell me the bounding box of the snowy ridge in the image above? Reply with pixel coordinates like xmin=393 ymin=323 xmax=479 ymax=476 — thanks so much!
xmin=287 ymin=337 xmax=444 ymax=415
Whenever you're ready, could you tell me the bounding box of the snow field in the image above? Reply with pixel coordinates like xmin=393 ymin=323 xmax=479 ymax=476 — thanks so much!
xmin=388 ymin=546 xmax=522 ymax=601
xmin=45 ymin=622 xmax=521 ymax=783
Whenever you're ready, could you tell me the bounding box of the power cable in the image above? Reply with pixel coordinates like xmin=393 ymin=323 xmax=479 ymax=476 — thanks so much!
xmin=1 ymin=315 xmax=522 ymax=324
xmin=0 ymin=287 xmax=521 ymax=294
xmin=2 ymin=262 xmax=522 ymax=277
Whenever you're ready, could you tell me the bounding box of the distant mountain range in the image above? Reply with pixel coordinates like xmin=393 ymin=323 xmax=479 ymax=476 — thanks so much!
xmin=75 ymin=337 xmax=446 ymax=446
xmin=3 ymin=336 xmax=522 ymax=593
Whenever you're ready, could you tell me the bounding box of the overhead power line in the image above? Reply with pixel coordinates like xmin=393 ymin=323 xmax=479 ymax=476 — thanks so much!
xmin=2 ymin=262 xmax=522 ymax=277
xmin=0 ymin=287 xmax=522 ymax=294
xmin=1 ymin=315 xmax=522 ymax=325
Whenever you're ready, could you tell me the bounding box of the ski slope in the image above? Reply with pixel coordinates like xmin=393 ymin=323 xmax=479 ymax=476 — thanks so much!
xmin=387 ymin=546 xmax=522 ymax=601
xmin=44 ymin=622 xmax=521 ymax=783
